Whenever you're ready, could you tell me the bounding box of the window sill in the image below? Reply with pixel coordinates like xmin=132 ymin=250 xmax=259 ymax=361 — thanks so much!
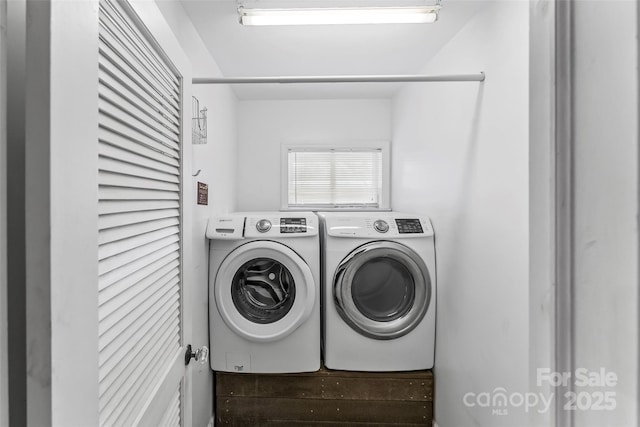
xmin=281 ymin=207 xmax=392 ymax=212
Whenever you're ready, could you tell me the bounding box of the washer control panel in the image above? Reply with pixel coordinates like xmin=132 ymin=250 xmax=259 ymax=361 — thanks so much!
xmin=395 ymin=218 xmax=424 ymax=234
xmin=280 ymin=217 xmax=307 ymax=234
xmin=244 ymin=214 xmax=318 ymax=238
xmin=205 ymin=216 xmax=245 ymax=240
xmin=256 ymin=219 xmax=272 ymax=233
xmin=373 ymin=219 xmax=389 ymax=233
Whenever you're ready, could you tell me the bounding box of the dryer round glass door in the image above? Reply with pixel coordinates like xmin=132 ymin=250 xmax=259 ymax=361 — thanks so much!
xmin=334 ymin=241 xmax=432 ymax=340
xmin=215 ymin=241 xmax=316 ymax=342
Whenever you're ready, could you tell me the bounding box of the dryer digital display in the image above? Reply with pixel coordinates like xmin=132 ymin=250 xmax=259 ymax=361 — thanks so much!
xmin=395 ymin=219 xmax=424 ymax=234
xmin=280 ymin=218 xmax=307 ymax=234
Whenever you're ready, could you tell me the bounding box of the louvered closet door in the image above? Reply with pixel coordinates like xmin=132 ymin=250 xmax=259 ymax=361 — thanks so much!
xmin=97 ymin=1 xmax=187 ymax=425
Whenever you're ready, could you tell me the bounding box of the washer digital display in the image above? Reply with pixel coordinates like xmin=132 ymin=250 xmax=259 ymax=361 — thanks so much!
xmin=395 ymin=219 xmax=424 ymax=234
xmin=280 ymin=218 xmax=307 ymax=234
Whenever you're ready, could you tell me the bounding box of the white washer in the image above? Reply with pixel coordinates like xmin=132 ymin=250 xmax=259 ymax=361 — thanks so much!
xmin=319 ymin=212 xmax=436 ymax=371
xmin=206 ymin=212 xmax=320 ymax=373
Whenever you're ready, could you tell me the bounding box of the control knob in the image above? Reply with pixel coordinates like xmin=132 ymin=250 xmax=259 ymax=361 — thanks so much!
xmin=256 ymin=219 xmax=272 ymax=233
xmin=373 ymin=219 xmax=389 ymax=233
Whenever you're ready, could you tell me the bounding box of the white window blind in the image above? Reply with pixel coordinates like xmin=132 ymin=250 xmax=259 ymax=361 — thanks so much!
xmin=287 ymin=148 xmax=383 ymax=208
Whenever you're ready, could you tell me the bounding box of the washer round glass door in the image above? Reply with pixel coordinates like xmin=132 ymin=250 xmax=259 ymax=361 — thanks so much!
xmin=215 ymin=241 xmax=316 ymax=342
xmin=333 ymin=241 xmax=431 ymax=340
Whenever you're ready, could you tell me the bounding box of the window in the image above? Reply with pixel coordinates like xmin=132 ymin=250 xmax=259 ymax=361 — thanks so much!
xmin=282 ymin=142 xmax=390 ymax=210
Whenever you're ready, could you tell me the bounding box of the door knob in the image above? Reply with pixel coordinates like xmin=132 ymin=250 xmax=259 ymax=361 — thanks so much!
xmin=185 ymin=345 xmax=209 ymax=366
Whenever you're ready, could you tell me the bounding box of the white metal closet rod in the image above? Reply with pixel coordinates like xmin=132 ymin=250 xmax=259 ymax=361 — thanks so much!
xmin=192 ymin=72 xmax=485 ymax=84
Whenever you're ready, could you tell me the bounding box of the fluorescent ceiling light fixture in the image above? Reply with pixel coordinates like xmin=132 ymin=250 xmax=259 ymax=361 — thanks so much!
xmin=238 ymin=6 xmax=440 ymax=26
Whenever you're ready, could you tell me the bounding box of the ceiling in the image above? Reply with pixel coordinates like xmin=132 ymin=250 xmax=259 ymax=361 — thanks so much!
xmin=179 ymin=0 xmax=484 ymax=99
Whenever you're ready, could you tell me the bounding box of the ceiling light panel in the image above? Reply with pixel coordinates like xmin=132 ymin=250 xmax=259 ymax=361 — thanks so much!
xmin=237 ymin=1 xmax=441 ymax=26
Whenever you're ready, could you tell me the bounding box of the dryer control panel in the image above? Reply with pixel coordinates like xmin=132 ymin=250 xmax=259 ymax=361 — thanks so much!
xmin=323 ymin=214 xmax=433 ymax=238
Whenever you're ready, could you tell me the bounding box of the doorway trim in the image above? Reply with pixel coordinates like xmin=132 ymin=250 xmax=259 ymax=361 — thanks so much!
xmin=529 ymin=1 xmax=573 ymax=426
xmin=0 ymin=0 xmax=9 ymax=423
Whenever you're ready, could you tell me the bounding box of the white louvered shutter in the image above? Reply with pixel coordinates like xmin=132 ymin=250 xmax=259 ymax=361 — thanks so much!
xmin=158 ymin=387 xmax=181 ymax=427
xmin=97 ymin=1 xmax=184 ymax=425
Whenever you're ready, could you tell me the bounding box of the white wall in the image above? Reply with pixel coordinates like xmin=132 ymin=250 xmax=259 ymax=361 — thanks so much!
xmin=236 ymin=99 xmax=391 ymax=211
xmin=0 ymin=0 xmax=8 ymax=424
xmin=155 ymin=3 xmax=238 ymax=426
xmin=392 ymin=3 xmax=530 ymax=426
xmin=572 ymin=2 xmax=639 ymax=426
xmin=528 ymin=2 xmax=554 ymax=426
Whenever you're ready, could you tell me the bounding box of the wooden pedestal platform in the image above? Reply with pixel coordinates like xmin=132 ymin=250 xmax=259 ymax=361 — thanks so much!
xmin=215 ymin=366 xmax=433 ymax=426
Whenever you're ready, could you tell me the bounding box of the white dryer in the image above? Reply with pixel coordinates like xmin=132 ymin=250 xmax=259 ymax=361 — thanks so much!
xmin=206 ymin=212 xmax=320 ymax=373
xmin=319 ymin=212 xmax=436 ymax=371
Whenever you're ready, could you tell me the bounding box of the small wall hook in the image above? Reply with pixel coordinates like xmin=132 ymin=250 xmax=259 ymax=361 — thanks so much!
xmin=192 ymin=169 xmax=201 ymax=177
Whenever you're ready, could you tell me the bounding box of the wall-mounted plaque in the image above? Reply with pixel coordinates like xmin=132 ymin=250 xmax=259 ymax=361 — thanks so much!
xmin=197 ymin=182 xmax=208 ymax=205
